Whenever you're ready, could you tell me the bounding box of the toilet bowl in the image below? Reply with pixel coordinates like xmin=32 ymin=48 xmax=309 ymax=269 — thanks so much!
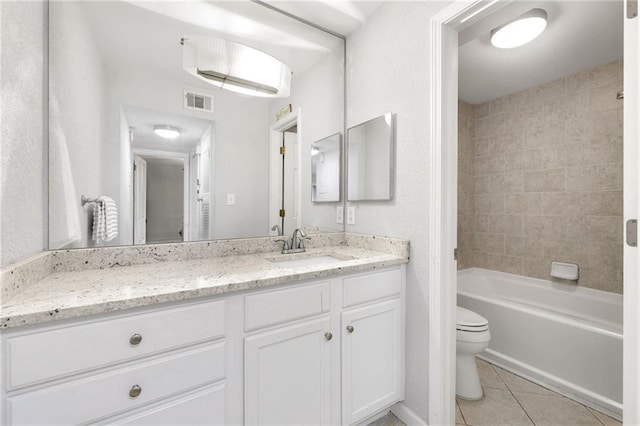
xmin=456 ymin=306 xmax=491 ymax=400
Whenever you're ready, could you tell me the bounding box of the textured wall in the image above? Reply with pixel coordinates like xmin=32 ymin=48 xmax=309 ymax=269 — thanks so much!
xmin=0 ymin=1 xmax=46 ymax=267
xmin=458 ymin=60 xmax=623 ymax=293
xmin=347 ymin=2 xmax=448 ymax=422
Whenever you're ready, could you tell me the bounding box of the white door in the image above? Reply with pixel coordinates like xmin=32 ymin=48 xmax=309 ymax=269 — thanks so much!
xmin=342 ymin=299 xmax=403 ymax=425
xmin=282 ymin=130 xmax=299 ymax=235
xmin=623 ymin=2 xmax=640 ymax=424
xmin=133 ymin=155 xmax=147 ymax=245
xmin=197 ymin=128 xmax=213 ymax=240
xmin=244 ymin=317 xmax=333 ymax=425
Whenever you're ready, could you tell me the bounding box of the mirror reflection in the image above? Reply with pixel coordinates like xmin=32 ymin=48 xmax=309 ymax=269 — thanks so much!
xmin=311 ymin=134 xmax=341 ymax=203
xmin=48 ymin=1 xmax=345 ymax=249
xmin=347 ymin=113 xmax=395 ymax=201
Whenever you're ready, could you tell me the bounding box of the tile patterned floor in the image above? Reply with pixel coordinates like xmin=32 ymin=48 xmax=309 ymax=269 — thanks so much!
xmin=368 ymin=359 xmax=621 ymax=426
xmin=456 ymin=359 xmax=622 ymax=426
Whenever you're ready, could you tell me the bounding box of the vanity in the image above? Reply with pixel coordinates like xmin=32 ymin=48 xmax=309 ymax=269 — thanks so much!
xmin=0 ymin=233 xmax=408 ymax=425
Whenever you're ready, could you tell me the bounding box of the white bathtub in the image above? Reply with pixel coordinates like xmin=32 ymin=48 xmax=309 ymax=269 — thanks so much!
xmin=457 ymin=268 xmax=623 ymax=419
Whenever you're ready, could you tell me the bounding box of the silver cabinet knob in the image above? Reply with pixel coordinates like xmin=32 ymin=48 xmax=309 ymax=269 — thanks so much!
xmin=129 ymin=384 xmax=142 ymax=398
xmin=324 ymin=332 xmax=333 ymax=341
xmin=346 ymin=325 xmax=354 ymax=333
xmin=129 ymin=334 xmax=142 ymax=345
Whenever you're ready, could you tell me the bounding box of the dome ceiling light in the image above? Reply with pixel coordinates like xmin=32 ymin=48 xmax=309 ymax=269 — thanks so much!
xmin=490 ymin=8 xmax=548 ymax=49
xmin=182 ymin=35 xmax=292 ymax=98
xmin=154 ymin=125 xmax=181 ymax=139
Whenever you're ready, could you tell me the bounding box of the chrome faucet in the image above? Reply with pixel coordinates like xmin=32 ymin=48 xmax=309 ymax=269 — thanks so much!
xmin=276 ymin=228 xmax=310 ymax=254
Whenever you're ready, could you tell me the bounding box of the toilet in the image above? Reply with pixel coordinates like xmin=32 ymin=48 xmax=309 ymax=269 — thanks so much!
xmin=456 ymin=306 xmax=491 ymax=400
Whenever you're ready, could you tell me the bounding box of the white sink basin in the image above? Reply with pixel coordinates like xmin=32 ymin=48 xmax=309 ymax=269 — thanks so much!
xmin=269 ymin=253 xmax=354 ymax=268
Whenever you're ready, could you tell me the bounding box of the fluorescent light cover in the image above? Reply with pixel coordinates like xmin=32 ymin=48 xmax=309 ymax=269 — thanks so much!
xmin=183 ymin=35 xmax=291 ymax=98
xmin=491 ymin=9 xmax=547 ymax=49
xmin=154 ymin=125 xmax=181 ymax=139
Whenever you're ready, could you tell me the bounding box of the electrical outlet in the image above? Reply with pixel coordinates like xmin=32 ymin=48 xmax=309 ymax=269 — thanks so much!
xmin=227 ymin=193 xmax=235 ymax=205
xmin=336 ymin=206 xmax=344 ymax=224
xmin=347 ymin=207 xmax=356 ymax=225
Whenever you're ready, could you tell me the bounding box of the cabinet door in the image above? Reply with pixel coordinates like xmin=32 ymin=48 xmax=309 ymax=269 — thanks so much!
xmin=245 ymin=317 xmax=333 ymax=425
xmin=342 ymin=299 xmax=403 ymax=425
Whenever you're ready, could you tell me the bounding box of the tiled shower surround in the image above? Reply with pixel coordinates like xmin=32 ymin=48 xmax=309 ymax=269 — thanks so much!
xmin=458 ymin=60 xmax=623 ymax=294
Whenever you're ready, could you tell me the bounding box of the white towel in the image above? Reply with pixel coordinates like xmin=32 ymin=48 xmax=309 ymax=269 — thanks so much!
xmin=92 ymin=196 xmax=118 ymax=243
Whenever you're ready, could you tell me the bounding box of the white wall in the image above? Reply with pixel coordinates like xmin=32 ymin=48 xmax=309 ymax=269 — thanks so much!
xmin=48 ymin=1 xmax=106 ymax=249
xmin=270 ymin=47 xmax=344 ymax=232
xmin=346 ymin=2 xmax=448 ymax=422
xmin=0 ymin=1 xmax=46 ymax=267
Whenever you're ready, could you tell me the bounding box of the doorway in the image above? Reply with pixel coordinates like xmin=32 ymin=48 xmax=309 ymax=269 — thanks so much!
xmin=269 ymin=110 xmax=302 ymax=237
xmin=428 ymin=1 xmax=639 ymax=425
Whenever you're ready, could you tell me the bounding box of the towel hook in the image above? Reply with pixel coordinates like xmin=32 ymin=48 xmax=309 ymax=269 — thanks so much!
xmin=81 ymin=195 xmax=99 ymax=206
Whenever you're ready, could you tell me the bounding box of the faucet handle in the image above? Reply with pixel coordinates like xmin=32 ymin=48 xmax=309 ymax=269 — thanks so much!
xmin=275 ymin=239 xmax=290 ymax=250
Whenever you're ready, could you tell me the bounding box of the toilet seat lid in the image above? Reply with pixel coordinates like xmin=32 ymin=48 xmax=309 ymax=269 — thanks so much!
xmin=456 ymin=306 xmax=489 ymax=331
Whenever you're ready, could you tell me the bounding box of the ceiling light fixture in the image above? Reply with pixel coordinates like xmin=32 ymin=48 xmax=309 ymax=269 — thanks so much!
xmin=154 ymin=125 xmax=181 ymax=139
xmin=182 ymin=35 xmax=291 ymax=98
xmin=490 ymin=8 xmax=548 ymax=49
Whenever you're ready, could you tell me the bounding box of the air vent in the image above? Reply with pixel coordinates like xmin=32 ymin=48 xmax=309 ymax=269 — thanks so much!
xmin=184 ymin=90 xmax=214 ymax=113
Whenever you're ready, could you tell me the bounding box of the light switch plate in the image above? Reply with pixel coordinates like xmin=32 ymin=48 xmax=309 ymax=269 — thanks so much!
xmin=227 ymin=193 xmax=235 ymax=205
xmin=336 ymin=206 xmax=344 ymax=224
xmin=347 ymin=207 xmax=356 ymax=225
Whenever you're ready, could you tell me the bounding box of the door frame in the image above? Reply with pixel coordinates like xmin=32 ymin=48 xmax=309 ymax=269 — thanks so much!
xmin=428 ymin=1 xmax=638 ymax=424
xmin=269 ymin=109 xmax=302 ymax=236
xmin=132 ymin=148 xmax=190 ymax=242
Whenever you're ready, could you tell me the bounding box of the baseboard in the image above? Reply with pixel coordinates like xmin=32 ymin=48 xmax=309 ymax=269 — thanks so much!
xmin=390 ymin=402 xmax=427 ymax=426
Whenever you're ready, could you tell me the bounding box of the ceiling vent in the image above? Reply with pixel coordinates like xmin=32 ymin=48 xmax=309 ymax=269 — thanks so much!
xmin=184 ymin=90 xmax=214 ymax=113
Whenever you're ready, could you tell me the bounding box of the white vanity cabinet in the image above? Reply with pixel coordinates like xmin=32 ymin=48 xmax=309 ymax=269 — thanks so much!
xmin=1 ymin=299 xmax=229 ymax=426
xmin=0 ymin=265 xmax=405 ymax=426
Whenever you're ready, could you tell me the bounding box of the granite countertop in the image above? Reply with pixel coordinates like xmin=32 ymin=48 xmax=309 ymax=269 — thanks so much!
xmin=0 ymin=233 xmax=409 ymax=329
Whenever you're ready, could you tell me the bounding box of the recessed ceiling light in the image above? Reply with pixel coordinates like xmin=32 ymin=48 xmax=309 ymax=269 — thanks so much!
xmin=154 ymin=125 xmax=181 ymax=139
xmin=491 ymin=9 xmax=548 ymax=49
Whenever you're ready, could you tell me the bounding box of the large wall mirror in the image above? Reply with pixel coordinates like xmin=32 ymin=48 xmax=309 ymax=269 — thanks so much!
xmin=48 ymin=1 xmax=345 ymax=249
xmin=346 ymin=113 xmax=394 ymax=201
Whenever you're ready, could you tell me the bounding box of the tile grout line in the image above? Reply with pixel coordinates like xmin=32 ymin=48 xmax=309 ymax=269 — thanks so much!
xmin=455 ymin=398 xmax=469 ymax=426
xmin=488 ymin=361 xmax=538 ymax=426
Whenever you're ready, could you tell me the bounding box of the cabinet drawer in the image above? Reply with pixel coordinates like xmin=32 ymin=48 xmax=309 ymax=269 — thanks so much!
xmin=342 ymin=268 xmax=402 ymax=308
xmin=7 ymin=300 xmax=225 ymax=389
xmin=245 ymin=281 xmax=331 ymax=331
xmin=113 ymin=384 xmax=225 ymax=425
xmin=7 ymin=343 xmax=225 ymax=426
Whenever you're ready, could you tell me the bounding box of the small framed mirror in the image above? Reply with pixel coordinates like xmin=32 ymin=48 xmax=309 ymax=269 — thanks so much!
xmin=311 ymin=133 xmax=342 ymax=202
xmin=346 ymin=113 xmax=394 ymax=201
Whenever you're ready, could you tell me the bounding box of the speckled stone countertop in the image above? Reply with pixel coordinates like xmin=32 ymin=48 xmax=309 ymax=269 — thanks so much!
xmin=0 ymin=233 xmax=409 ymax=329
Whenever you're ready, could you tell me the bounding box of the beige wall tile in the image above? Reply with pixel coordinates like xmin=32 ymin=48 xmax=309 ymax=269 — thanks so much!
xmin=565 ymin=216 xmax=622 ymax=242
xmin=504 ymin=150 xmax=543 ymax=172
xmin=567 ymin=60 xmax=623 ymax=94
xmin=566 ymin=164 xmax=622 ymax=191
xmin=475 ymin=137 xmax=489 ymax=157
xmin=523 ymin=215 xmax=568 ymax=239
xmin=476 ymin=113 xmax=506 ymax=138
xmin=475 ymin=214 xmax=489 ymax=233
xmin=474 ymin=232 xmax=505 ymax=254
xmin=505 ymin=193 xmax=543 ymax=215
xmin=475 ymin=194 xmax=505 ymax=214
xmin=543 ymin=191 xmax=622 ymax=216
xmin=505 ymin=236 xmax=544 ymax=258
xmin=487 ymin=254 xmax=524 ymax=275
xmin=523 ymin=118 xmax=565 ymax=149
xmin=591 ymin=83 xmax=624 ymax=113
xmin=527 ymin=77 xmax=567 ymax=105
xmin=488 ymin=214 xmax=524 ymax=235
xmin=475 ymin=154 xmax=506 ymax=175
xmin=542 ymin=142 xmax=622 ymax=169
xmin=489 ymin=132 xmax=523 ymax=154
xmin=541 ymin=239 xmax=591 ymax=266
xmin=524 ymin=169 xmax=566 ymax=192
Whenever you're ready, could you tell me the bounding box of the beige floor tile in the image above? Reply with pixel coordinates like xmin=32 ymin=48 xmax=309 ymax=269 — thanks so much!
xmin=456 ymin=400 xmax=465 ymax=425
xmin=494 ymin=367 xmax=556 ymax=395
xmin=366 ymin=412 xmax=405 ymax=426
xmin=477 ymin=359 xmax=508 ymax=390
xmin=514 ymin=392 xmax=602 ymax=426
xmin=457 ymin=388 xmax=533 ymax=426
xmin=588 ymin=407 xmax=622 ymax=426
